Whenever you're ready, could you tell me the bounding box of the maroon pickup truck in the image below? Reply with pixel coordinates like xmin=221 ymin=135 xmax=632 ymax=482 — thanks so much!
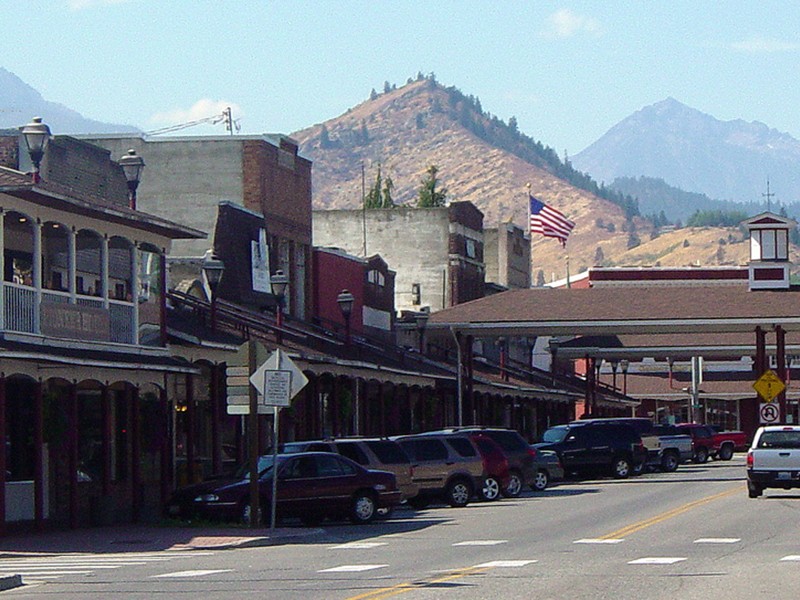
xmin=675 ymin=423 xmax=748 ymax=463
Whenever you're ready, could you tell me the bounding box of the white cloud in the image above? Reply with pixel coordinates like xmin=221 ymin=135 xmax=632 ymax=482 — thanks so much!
xmin=730 ymin=36 xmax=800 ymax=53
xmin=543 ymin=9 xmax=601 ymax=39
xmin=148 ymin=99 xmax=244 ymax=128
xmin=68 ymin=0 xmax=135 ymax=10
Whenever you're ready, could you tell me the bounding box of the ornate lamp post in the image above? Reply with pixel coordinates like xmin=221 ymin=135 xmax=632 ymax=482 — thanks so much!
xmin=271 ymin=270 xmax=289 ymax=344
xmin=202 ymin=252 xmax=225 ymax=330
xmin=620 ymin=359 xmax=630 ymax=396
xmin=21 ymin=117 xmax=51 ymax=184
xmin=337 ymin=289 xmax=355 ymax=346
xmin=119 ymin=149 xmax=145 ymax=210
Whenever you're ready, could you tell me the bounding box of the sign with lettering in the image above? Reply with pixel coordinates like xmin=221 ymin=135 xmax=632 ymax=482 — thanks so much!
xmin=41 ymin=302 xmax=110 ymax=341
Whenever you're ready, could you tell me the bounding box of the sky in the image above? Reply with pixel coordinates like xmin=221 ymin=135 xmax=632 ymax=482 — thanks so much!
xmin=3 ymin=1 xmax=800 ymax=155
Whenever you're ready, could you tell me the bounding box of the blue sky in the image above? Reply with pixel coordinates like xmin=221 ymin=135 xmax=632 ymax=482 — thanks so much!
xmin=4 ymin=1 xmax=800 ymax=154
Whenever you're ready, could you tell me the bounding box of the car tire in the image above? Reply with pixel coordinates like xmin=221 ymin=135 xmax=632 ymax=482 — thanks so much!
xmin=501 ymin=471 xmax=523 ymax=498
xmin=694 ymin=447 xmax=709 ymax=464
xmin=445 ymin=479 xmax=472 ymax=508
xmin=747 ymin=482 xmax=763 ymax=498
xmin=481 ymin=477 xmax=501 ymax=501
xmin=349 ymin=492 xmax=377 ymax=524
xmin=611 ymin=456 xmax=631 ymax=479
xmin=531 ymin=469 xmax=549 ymax=492
xmin=660 ymin=451 xmax=680 ymax=473
xmin=718 ymin=444 xmax=734 ymax=461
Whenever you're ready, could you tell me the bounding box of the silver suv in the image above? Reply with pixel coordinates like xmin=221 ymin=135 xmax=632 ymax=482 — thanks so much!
xmin=393 ymin=433 xmax=484 ymax=508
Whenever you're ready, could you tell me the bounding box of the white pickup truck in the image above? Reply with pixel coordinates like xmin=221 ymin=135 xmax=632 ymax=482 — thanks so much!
xmin=746 ymin=425 xmax=800 ymax=498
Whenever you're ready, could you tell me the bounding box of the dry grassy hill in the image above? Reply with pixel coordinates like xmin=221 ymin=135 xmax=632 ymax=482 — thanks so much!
xmin=292 ymin=79 xmax=783 ymax=280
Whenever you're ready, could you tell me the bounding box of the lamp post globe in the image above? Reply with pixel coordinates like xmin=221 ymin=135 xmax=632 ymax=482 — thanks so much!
xmin=337 ymin=289 xmax=355 ymax=346
xmin=202 ymin=252 xmax=225 ymax=330
xmin=119 ymin=149 xmax=145 ymax=209
xmin=21 ymin=117 xmax=51 ymax=184
xmin=271 ymin=270 xmax=289 ymax=344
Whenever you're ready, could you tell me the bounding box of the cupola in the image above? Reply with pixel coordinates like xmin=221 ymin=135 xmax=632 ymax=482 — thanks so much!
xmin=742 ymin=212 xmax=796 ymax=290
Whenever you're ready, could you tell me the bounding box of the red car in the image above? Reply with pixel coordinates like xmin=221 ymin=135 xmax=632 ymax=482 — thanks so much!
xmin=166 ymin=452 xmax=401 ymax=526
xmin=470 ymin=434 xmax=511 ymax=501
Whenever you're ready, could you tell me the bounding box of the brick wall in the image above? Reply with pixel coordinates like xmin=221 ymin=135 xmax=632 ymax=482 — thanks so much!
xmin=0 ymin=134 xmax=19 ymax=170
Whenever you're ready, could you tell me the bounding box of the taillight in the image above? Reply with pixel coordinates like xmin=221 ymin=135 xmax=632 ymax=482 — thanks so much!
xmin=746 ymin=450 xmax=754 ymax=469
xmin=527 ymin=447 xmax=537 ymax=459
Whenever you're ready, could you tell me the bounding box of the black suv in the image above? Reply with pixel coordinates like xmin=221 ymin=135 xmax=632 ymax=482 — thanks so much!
xmin=534 ymin=422 xmax=647 ymax=479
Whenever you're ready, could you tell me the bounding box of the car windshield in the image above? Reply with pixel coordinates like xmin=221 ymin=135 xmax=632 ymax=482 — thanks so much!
xmin=234 ymin=455 xmax=277 ymax=479
xmin=542 ymin=427 xmax=568 ymax=443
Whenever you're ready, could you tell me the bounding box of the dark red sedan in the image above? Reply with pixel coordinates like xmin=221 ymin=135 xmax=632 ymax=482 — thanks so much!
xmin=166 ymin=452 xmax=401 ymax=526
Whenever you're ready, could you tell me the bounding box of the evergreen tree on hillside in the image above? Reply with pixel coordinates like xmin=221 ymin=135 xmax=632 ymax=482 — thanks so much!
xmin=364 ymin=164 xmax=395 ymax=209
xmin=319 ymin=124 xmax=332 ymax=148
xmin=417 ymin=165 xmax=448 ymax=207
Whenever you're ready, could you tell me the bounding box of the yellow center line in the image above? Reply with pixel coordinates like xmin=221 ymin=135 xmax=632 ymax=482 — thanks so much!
xmin=599 ymin=486 xmax=740 ymax=540
xmin=345 ymin=566 xmax=487 ymax=600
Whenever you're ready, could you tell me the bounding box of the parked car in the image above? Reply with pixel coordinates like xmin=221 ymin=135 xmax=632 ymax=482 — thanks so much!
xmin=165 ymin=452 xmax=401 ymax=526
xmin=573 ymin=417 xmax=692 ymax=472
xmin=746 ymin=425 xmax=800 ymax=497
xmin=470 ymin=434 xmax=511 ymax=501
xmin=393 ymin=433 xmax=484 ymax=508
xmin=280 ymin=437 xmax=419 ymax=505
xmin=675 ymin=423 xmax=748 ymax=462
xmin=433 ymin=427 xmax=558 ymax=494
xmin=534 ymin=421 xmax=647 ymax=479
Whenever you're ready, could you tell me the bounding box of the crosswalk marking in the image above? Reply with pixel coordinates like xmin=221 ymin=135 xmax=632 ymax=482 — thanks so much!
xmin=574 ymin=538 xmax=624 ymax=544
xmin=319 ymin=564 xmax=388 ymax=573
xmin=475 ymin=560 xmax=537 ymax=568
xmin=330 ymin=542 xmax=388 ymax=549
xmin=0 ymin=551 xmax=216 ymax=584
xmin=628 ymin=557 xmax=686 ymax=565
xmin=153 ymin=569 xmax=232 ymax=578
xmin=452 ymin=540 xmax=507 ymax=546
xmin=780 ymin=555 xmax=800 ymax=561
xmin=694 ymin=538 xmax=741 ymax=544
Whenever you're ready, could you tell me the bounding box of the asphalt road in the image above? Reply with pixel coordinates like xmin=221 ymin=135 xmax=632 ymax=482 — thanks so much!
xmin=5 ymin=456 xmax=800 ymax=599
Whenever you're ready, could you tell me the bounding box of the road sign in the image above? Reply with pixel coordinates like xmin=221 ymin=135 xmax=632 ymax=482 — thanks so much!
xmin=753 ymin=369 xmax=786 ymax=403
xmin=249 ymin=348 xmax=308 ymax=407
xmin=760 ymin=402 xmax=781 ymax=424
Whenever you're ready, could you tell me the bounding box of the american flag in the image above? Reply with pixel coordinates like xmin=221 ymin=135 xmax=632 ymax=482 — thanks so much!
xmin=529 ymin=195 xmax=575 ymax=247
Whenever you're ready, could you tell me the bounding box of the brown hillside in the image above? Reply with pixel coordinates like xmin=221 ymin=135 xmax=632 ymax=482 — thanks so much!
xmin=292 ymin=80 xmax=776 ymax=279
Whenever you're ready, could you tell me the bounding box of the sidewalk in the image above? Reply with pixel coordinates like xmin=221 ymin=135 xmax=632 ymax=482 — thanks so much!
xmin=0 ymin=523 xmax=320 ymax=556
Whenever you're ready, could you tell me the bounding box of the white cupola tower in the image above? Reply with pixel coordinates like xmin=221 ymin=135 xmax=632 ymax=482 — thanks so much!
xmin=742 ymin=212 xmax=796 ymax=290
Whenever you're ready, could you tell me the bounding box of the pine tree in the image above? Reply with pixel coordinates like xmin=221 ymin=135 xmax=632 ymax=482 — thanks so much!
xmin=319 ymin=124 xmax=331 ymax=148
xmin=381 ymin=174 xmax=395 ymax=208
xmin=417 ymin=165 xmax=448 ymax=207
xmin=364 ymin=165 xmax=383 ymax=209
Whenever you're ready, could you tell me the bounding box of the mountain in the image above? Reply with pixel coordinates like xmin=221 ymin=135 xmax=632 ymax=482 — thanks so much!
xmin=572 ymin=98 xmax=800 ymax=206
xmin=0 ymin=67 xmax=139 ymax=134
xmin=292 ymin=79 xmax=772 ymax=279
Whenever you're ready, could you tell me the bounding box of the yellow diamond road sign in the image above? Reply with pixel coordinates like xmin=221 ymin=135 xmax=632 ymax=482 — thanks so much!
xmin=753 ymin=369 xmax=786 ymax=403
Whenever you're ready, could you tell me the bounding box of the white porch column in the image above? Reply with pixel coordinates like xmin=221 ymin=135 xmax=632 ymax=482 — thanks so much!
xmin=0 ymin=210 xmax=4 ymax=330
xmin=101 ymin=235 xmax=109 ymax=309
xmin=131 ymin=243 xmax=139 ymax=344
xmin=68 ymin=226 xmax=77 ymax=302
xmin=33 ymin=218 xmax=42 ymax=334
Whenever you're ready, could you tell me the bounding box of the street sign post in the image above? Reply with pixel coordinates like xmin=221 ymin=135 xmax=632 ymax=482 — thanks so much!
xmin=760 ymin=402 xmax=781 ymax=424
xmin=753 ymin=369 xmax=786 ymax=403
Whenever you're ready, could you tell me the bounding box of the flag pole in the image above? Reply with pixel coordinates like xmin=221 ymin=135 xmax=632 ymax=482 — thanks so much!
xmin=526 ymin=183 xmax=533 ymax=287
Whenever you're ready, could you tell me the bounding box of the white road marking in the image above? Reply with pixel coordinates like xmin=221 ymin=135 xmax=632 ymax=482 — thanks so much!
xmin=694 ymin=538 xmax=741 ymax=544
xmin=780 ymin=555 xmax=800 ymax=561
xmin=475 ymin=560 xmax=537 ymax=568
xmin=629 ymin=557 xmax=687 ymax=565
xmin=153 ymin=569 xmax=232 ymax=578
xmin=319 ymin=564 xmax=388 ymax=573
xmin=330 ymin=542 xmax=388 ymax=549
xmin=452 ymin=540 xmax=507 ymax=546
xmin=574 ymin=538 xmax=624 ymax=544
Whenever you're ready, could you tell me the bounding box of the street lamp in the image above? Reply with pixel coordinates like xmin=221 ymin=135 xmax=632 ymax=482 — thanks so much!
xmin=21 ymin=117 xmax=51 ymax=184
xmin=337 ymin=289 xmax=355 ymax=346
xmin=119 ymin=149 xmax=145 ymax=210
xmin=619 ymin=359 xmax=629 ymax=395
xmin=202 ymin=252 xmax=225 ymax=330
xmin=271 ymin=270 xmax=289 ymax=344
xmin=415 ymin=311 xmax=429 ymax=355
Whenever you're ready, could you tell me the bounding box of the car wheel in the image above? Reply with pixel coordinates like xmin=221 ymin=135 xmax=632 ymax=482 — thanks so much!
xmin=501 ymin=472 xmax=523 ymax=498
xmin=531 ymin=469 xmax=549 ymax=492
xmin=632 ymin=461 xmax=645 ymax=476
xmin=481 ymin=477 xmax=501 ymax=501
xmin=694 ymin=447 xmax=709 ymax=464
xmin=611 ymin=456 xmax=631 ymax=479
xmin=240 ymin=499 xmax=265 ymax=527
xmin=660 ymin=451 xmax=680 ymax=473
xmin=350 ymin=492 xmax=377 ymax=524
xmin=445 ymin=479 xmax=472 ymax=507
xmin=718 ymin=444 xmax=734 ymax=461
xmin=747 ymin=482 xmax=763 ymax=498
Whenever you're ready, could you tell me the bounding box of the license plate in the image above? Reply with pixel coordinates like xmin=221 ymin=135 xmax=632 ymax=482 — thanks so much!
xmin=778 ymin=471 xmax=792 ymax=480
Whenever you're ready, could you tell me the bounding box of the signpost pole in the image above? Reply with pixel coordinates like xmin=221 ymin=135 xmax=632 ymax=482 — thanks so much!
xmin=270 ymin=407 xmax=279 ymax=531
xmin=248 ymin=340 xmax=260 ymax=529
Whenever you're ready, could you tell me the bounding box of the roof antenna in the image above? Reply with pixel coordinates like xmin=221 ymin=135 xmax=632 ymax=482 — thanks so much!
xmin=763 ymin=178 xmax=774 ymax=212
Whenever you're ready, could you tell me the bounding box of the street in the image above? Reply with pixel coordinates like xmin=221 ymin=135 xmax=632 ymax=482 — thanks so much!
xmin=4 ymin=456 xmax=800 ymax=599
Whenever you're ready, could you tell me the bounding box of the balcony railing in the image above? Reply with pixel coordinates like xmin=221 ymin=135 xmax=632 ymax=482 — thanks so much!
xmin=3 ymin=281 xmax=136 ymax=344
